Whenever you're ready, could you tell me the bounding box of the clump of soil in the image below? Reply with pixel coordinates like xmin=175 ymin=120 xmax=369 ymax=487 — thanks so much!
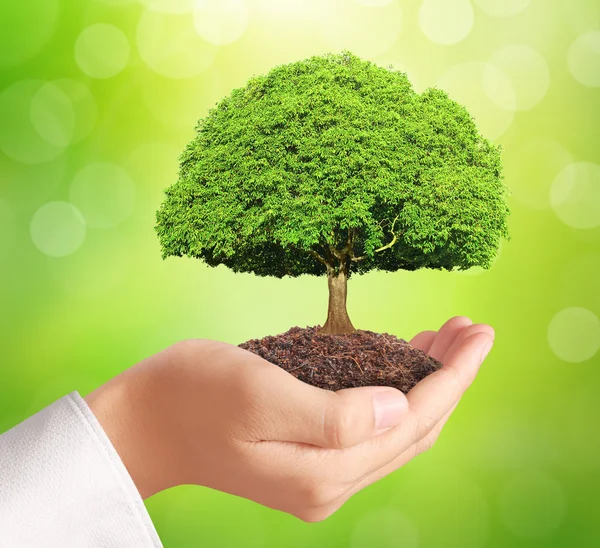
xmin=238 ymin=325 xmax=442 ymax=394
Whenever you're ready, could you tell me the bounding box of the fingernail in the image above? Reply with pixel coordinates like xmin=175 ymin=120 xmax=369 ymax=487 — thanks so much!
xmin=373 ymin=389 xmax=407 ymax=430
xmin=480 ymin=340 xmax=493 ymax=363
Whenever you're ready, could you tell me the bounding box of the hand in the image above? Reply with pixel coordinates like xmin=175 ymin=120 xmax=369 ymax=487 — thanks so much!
xmin=84 ymin=316 xmax=493 ymax=521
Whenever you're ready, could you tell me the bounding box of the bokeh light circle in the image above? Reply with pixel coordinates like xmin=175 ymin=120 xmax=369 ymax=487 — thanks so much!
xmin=50 ymin=79 xmax=98 ymax=144
xmin=316 ymin=0 xmax=402 ymax=58
xmin=30 ymin=82 xmax=76 ymax=147
xmin=486 ymin=45 xmax=550 ymax=111
xmin=550 ymin=162 xmax=600 ymax=229
xmin=69 ymin=162 xmax=136 ymax=229
xmin=568 ymin=31 xmax=600 ymax=87
xmin=137 ymin=8 xmax=218 ymax=79
xmin=498 ymin=469 xmax=566 ymax=538
xmin=473 ymin=0 xmax=530 ymax=17
xmin=75 ymin=23 xmax=131 ymax=79
xmin=351 ymin=507 xmax=419 ymax=548
xmin=30 ymin=202 xmax=86 ymax=257
xmin=193 ymin=0 xmax=249 ymax=46
xmin=0 ymin=0 xmax=59 ymax=68
xmin=419 ymin=0 xmax=474 ymax=45
xmin=437 ymin=62 xmax=515 ymax=140
xmin=548 ymin=307 xmax=600 ymax=363
xmin=0 ymin=80 xmax=66 ymax=164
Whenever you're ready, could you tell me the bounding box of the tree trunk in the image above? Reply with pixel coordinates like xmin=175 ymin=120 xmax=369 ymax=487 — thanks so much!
xmin=318 ymin=269 xmax=356 ymax=335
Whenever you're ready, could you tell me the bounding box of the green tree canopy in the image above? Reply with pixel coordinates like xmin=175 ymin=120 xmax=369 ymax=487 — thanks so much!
xmin=156 ymin=51 xmax=509 ymax=286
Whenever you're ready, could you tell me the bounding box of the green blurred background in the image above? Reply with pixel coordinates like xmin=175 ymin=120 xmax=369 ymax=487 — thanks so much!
xmin=1 ymin=0 xmax=600 ymax=546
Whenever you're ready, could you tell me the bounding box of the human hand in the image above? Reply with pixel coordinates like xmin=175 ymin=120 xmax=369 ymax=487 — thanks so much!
xmin=84 ymin=316 xmax=493 ymax=521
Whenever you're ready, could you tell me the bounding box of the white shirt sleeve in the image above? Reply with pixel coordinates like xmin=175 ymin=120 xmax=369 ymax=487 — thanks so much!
xmin=0 ymin=391 xmax=163 ymax=548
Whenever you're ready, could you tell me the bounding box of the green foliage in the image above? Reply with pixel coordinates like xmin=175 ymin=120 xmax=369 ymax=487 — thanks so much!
xmin=156 ymin=51 xmax=510 ymax=279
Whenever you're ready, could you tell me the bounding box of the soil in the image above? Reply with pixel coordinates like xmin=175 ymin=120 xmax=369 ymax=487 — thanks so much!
xmin=238 ymin=325 xmax=442 ymax=394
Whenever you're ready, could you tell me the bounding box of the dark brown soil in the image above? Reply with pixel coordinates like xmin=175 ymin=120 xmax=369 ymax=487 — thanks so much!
xmin=238 ymin=325 xmax=442 ymax=394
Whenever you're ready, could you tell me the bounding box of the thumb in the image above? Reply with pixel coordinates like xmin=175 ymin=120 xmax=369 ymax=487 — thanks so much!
xmin=268 ymin=381 xmax=409 ymax=449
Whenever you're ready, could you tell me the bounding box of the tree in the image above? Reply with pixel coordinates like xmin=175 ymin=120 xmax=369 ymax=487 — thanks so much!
xmin=156 ymin=51 xmax=510 ymax=335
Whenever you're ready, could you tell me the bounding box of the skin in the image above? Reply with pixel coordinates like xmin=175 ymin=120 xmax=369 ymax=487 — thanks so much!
xmin=84 ymin=316 xmax=493 ymax=522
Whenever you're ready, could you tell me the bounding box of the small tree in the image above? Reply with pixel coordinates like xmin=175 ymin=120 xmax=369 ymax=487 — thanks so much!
xmin=156 ymin=52 xmax=509 ymax=335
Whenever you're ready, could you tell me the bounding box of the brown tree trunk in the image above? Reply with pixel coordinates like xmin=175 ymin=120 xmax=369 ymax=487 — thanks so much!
xmin=318 ymin=269 xmax=356 ymax=335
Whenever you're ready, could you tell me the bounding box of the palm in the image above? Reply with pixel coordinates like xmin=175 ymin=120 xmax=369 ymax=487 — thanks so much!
xmin=324 ymin=316 xmax=495 ymax=510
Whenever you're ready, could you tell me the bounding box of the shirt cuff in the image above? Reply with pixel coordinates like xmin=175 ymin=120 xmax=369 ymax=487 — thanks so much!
xmin=0 ymin=391 xmax=163 ymax=548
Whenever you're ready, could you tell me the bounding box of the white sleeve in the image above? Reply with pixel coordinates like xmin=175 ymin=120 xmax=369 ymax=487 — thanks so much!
xmin=0 ymin=391 xmax=163 ymax=548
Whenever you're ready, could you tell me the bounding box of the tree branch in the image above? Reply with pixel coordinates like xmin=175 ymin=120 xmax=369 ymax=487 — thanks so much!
xmin=308 ymin=249 xmax=331 ymax=268
xmin=338 ymin=228 xmax=352 ymax=257
xmin=373 ymin=214 xmax=400 ymax=253
xmin=348 ymin=228 xmax=364 ymax=262
xmin=323 ymin=244 xmax=335 ymax=265
xmin=328 ymin=243 xmax=343 ymax=261
xmin=351 ymin=215 xmax=400 ymax=261
xmin=289 ymin=243 xmax=332 ymax=269
xmin=326 ymin=229 xmax=341 ymax=261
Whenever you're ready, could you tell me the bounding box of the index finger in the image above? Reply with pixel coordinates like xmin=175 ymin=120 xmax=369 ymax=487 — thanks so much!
xmin=405 ymin=330 xmax=493 ymax=439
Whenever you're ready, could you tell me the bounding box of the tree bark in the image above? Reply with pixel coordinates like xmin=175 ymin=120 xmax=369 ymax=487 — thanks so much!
xmin=318 ymin=269 xmax=356 ymax=335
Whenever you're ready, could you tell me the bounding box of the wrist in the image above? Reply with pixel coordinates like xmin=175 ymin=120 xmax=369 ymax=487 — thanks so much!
xmin=84 ymin=361 xmax=178 ymax=499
